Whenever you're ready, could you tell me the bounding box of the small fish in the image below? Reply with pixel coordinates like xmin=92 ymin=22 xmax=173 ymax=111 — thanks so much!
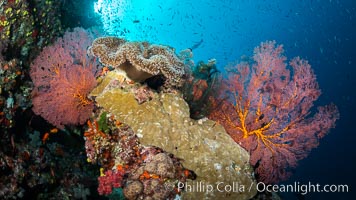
xmin=50 ymin=167 xmax=55 ymax=177
xmin=133 ymin=20 xmax=140 ymax=23
xmin=184 ymin=169 xmax=190 ymax=177
xmin=190 ymin=39 xmax=203 ymax=51
xmin=100 ymin=66 xmax=110 ymax=76
xmin=183 ymin=169 xmax=197 ymax=180
xmin=11 ymin=134 xmax=15 ymax=151
xmin=39 ymin=147 xmax=44 ymax=157
xmin=50 ymin=128 xmax=58 ymax=134
xmin=140 ymin=170 xmax=151 ymax=180
xmin=42 ymin=132 xmax=50 ymax=144
xmin=117 ymin=165 xmax=124 ymax=172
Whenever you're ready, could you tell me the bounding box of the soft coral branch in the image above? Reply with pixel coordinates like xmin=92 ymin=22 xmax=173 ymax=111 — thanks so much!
xmin=210 ymin=41 xmax=339 ymax=183
xmin=30 ymin=28 xmax=99 ymax=129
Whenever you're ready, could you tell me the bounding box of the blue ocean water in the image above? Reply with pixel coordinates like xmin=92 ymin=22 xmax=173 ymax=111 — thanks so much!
xmin=94 ymin=0 xmax=355 ymax=199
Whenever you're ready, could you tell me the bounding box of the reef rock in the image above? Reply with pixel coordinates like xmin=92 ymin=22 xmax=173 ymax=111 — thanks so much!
xmin=90 ymin=70 xmax=257 ymax=200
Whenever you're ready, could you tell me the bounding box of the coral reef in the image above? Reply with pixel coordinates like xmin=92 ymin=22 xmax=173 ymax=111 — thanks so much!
xmin=0 ymin=0 xmax=34 ymax=58
xmin=0 ymin=0 xmax=62 ymax=62
xmin=209 ymin=41 xmax=339 ymax=183
xmin=0 ymin=129 xmax=96 ymax=199
xmin=30 ymin=0 xmax=63 ymax=57
xmin=182 ymin=58 xmax=221 ymax=119
xmin=88 ymin=37 xmax=186 ymax=87
xmin=84 ymin=111 xmax=196 ymax=199
xmin=0 ymin=2 xmax=340 ymax=198
xmin=30 ymin=28 xmax=99 ymax=129
xmin=98 ymin=169 xmax=125 ymax=195
xmin=0 ymin=58 xmax=31 ymax=130
xmin=0 ymin=57 xmax=32 ymax=132
xmin=89 ymin=70 xmax=257 ymax=200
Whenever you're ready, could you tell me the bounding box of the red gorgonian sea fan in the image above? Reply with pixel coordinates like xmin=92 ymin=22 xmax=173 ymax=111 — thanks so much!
xmin=209 ymin=41 xmax=339 ymax=183
xmin=30 ymin=27 xmax=99 ymax=129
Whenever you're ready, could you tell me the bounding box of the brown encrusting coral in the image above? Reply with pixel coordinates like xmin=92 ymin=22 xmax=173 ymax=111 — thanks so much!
xmin=88 ymin=37 xmax=186 ymax=87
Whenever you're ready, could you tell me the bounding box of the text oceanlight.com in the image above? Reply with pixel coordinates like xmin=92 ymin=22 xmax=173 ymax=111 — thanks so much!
xmin=257 ymin=182 xmax=349 ymax=195
xmin=171 ymin=181 xmax=349 ymax=195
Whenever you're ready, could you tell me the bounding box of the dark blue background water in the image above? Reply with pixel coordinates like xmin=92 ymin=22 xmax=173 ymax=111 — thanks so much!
xmin=94 ymin=0 xmax=355 ymax=199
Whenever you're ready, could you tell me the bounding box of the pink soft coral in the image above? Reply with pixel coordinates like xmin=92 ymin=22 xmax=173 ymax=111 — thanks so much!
xmin=32 ymin=66 xmax=96 ymax=129
xmin=209 ymin=41 xmax=339 ymax=183
xmin=30 ymin=28 xmax=98 ymax=129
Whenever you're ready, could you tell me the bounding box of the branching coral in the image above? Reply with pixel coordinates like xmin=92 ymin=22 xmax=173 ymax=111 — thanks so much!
xmin=88 ymin=37 xmax=186 ymax=87
xmin=209 ymin=41 xmax=339 ymax=183
xmin=30 ymin=28 xmax=99 ymax=129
